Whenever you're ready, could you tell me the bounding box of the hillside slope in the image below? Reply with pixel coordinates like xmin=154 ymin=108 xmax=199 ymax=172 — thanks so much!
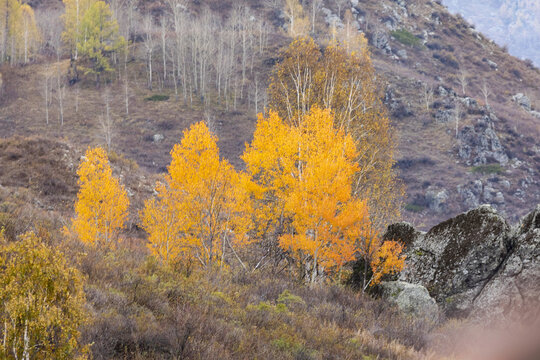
xmin=0 ymin=0 xmax=538 ymax=229
xmin=442 ymin=0 xmax=540 ymax=66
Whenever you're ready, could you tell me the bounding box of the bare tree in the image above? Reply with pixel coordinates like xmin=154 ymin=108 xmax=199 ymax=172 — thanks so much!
xmin=124 ymin=56 xmax=130 ymax=115
xmin=56 ymin=64 xmax=65 ymax=126
xmin=335 ymin=0 xmax=348 ymax=19
xmin=423 ymin=83 xmax=434 ymax=111
xmin=311 ymin=0 xmax=322 ymax=33
xmin=454 ymin=100 xmax=462 ymax=138
xmin=100 ymin=89 xmax=114 ymax=150
xmin=160 ymin=16 xmax=168 ymax=82
xmin=36 ymin=8 xmax=63 ymax=59
xmin=481 ymin=79 xmax=491 ymax=107
xmin=142 ymin=15 xmax=156 ymax=90
xmin=42 ymin=66 xmax=52 ymax=125
xmin=458 ymin=68 xmax=468 ymax=95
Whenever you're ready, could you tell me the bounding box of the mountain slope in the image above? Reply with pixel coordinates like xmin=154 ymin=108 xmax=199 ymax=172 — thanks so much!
xmin=0 ymin=0 xmax=538 ymax=230
xmin=442 ymin=0 xmax=540 ymax=66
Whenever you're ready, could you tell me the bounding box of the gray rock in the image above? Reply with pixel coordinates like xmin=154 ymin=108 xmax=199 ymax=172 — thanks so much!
xmin=399 ymin=205 xmax=513 ymax=317
xmin=487 ymin=59 xmax=498 ymax=69
xmin=458 ymin=180 xmax=483 ymax=209
xmin=435 ymin=109 xmax=454 ymax=123
xmin=397 ymin=49 xmax=408 ymax=60
xmin=472 ymin=205 xmax=540 ymax=320
xmin=457 ymin=115 xmax=509 ymax=166
xmin=380 ymin=281 xmax=439 ymax=321
xmin=321 ymin=8 xmax=343 ymax=29
xmin=351 ymin=0 xmax=358 ymax=7
xmin=512 ymin=93 xmax=532 ymax=111
xmin=153 ymin=134 xmax=164 ymax=143
xmin=425 ymin=187 xmax=449 ymax=214
xmin=372 ymin=31 xmax=391 ymax=53
xmin=459 ymin=97 xmax=479 ymax=111
xmin=493 ymin=192 xmax=505 ymax=205
xmin=530 ymin=111 xmax=540 ymax=118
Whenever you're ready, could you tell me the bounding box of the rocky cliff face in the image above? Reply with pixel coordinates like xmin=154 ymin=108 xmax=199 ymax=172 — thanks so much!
xmin=386 ymin=204 xmax=540 ymax=319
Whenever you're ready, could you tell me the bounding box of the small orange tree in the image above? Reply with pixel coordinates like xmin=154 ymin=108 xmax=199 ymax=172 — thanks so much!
xmin=355 ymin=223 xmax=406 ymax=291
xmin=244 ymin=107 xmax=398 ymax=282
xmin=72 ymin=146 xmax=129 ymax=248
xmin=141 ymin=122 xmax=252 ymax=269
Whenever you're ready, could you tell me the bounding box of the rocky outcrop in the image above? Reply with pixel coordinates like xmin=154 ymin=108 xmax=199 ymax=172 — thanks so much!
xmin=425 ymin=187 xmax=449 ymax=214
xmin=386 ymin=205 xmax=540 ymax=319
xmin=512 ymin=93 xmax=532 ymax=111
xmin=457 ymin=114 xmax=508 ymax=166
xmin=380 ymin=281 xmax=439 ymax=321
xmin=457 ymin=180 xmax=506 ymax=211
xmin=473 ymin=205 xmax=540 ymax=319
xmin=372 ymin=31 xmax=392 ymax=54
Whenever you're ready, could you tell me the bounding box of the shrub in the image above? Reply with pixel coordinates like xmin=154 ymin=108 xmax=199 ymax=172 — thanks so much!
xmin=145 ymin=94 xmax=170 ymax=101
xmin=470 ymin=164 xmax=505 ymax=175
xmin=391 ymin=29 xmax=422 ymax=48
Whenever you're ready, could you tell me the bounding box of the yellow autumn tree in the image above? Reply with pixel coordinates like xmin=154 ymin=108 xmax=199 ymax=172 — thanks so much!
xmin=141 ymin=122 xmax=252 ymax=269
xmin=244 ymin=107 xmax=368 ymax=282
xmin=0 ymin=0 xmax=39 ymax=64
xmin=0 ymin=232 xmax=88 ymax=359
xmin=268 ymin=37 xmax=403 ymax=231
xmin=72 ymin=146 xmax=129 ymax=248
xmin=61 ymin=0 xmax=96 ymax=58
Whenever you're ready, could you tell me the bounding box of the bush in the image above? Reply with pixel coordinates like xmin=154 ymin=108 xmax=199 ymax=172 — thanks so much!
xmin=470 ymin=164 xmax=505 ymax=175
xmin=145 ymin=94 xmax=170 ymax=102
xmin=391 ymin=29 xmax=422 ymax=48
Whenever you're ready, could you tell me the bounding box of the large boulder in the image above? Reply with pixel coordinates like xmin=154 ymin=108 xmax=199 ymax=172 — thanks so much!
xmin=399 ymin=205 xmax=513 ymax=316
xmin=393 ymin=205 xmax=540 ymax=320
xmin=380 ymin=281 xmax=439 ymax=322
xmin=472 ymin=205 xmax=540 ymax=319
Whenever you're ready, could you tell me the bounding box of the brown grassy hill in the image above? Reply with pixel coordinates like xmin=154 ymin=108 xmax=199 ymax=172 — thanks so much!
xmin=0 ymin=0 xmax=538 ymax=230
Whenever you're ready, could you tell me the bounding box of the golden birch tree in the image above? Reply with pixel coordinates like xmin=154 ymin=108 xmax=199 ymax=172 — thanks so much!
xmin=142 ymin=122 xmax=252 ymax=269
xmin=244 ymin=107 xmax=405 ymax=283
xmin=0 ymin=0 xmax=39 ymax=64
xmin=268 ymin=37 xmax=403 ymax=231
xmin=72 ymin=146 xmax=129 ymax=248
xmin=0 ymin=232 xmax=88 ymax=359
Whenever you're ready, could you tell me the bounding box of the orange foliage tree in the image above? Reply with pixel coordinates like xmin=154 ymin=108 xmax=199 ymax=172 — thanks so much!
xmin=356 ymin=224 xmax=406 ymax=291
xmin=267 ymin=37 xmax=403 ymax=231
xmin=71 ymin=146 xmax=129 ymax=248
xmin=244 ymin=107 xmax=393 ymax=283
xmin=141 ymin=122 xmax=252 ymax=269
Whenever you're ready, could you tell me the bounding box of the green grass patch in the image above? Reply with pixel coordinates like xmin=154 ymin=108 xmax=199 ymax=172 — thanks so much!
xmin=470 ymin=164 xmax=504 ymax=175
xmin=145 ymin=94 xmax=170 ymax=102
xmin=405 ymin=203 xmax=424 ymax=213
xmin=391 ymin=29 xmax=422 ymax=48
